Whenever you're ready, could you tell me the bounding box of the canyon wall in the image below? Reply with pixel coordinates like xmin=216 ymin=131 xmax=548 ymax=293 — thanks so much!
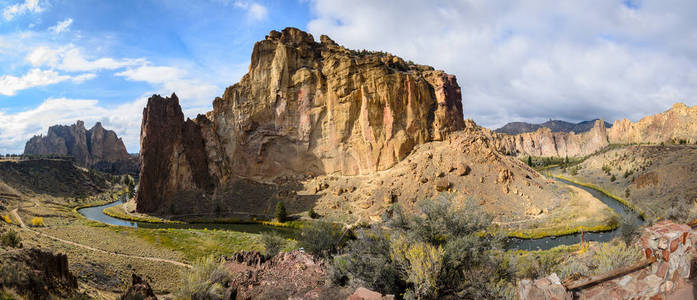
xmin=24 ymin=121 xmax=137 ymax=174
xmin=135 ymin=27 xmax=465 ymax=213
xmin=497 ymin=103 xmax=697 ymax=158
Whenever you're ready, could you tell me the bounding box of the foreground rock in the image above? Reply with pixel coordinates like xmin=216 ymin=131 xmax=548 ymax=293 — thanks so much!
xmin=222 ymin=250 xmax=351 ymax=299
xmin=0 ymin=248 xmax=79 ymax=299
xmin=120 ymin=274 xmax=158 ymax=300
xmin=496 ymin=103 xmax=697 ymax=158
xmin=135 ymin=27 xmax=465 ymax=214
xmin=24 ymin=121 xmax=138 ymax=175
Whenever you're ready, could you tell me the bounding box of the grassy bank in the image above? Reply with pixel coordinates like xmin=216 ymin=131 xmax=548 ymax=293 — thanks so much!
xmin=506 ymin=222 xmax=618 ymax=239
xmin=553 ymin=174 xmax=645 ymax=218
xmin=102 ymin=204 xmax=183 ymax=224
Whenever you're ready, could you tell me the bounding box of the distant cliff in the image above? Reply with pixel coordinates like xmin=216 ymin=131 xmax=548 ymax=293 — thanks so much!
xmin=24 ymin=121 xmax=137 ymax=175
xmin=495 ymin=119 xmax=612 ymax=135
xmin=495 ymin=103 xmax=697 ymax=158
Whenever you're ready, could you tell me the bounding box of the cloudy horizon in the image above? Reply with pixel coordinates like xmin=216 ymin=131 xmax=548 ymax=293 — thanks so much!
xmin=1 ymin=0 xmax=696 ymax=153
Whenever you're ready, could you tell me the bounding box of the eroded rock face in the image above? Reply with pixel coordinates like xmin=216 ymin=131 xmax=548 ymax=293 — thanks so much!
xmin=23 ymin=121 xmax=136 ymax=174
xmin=135 ymin=27 xmax=464 ymax=213
xmin=497 ymin=103 xmax=697 ymax=158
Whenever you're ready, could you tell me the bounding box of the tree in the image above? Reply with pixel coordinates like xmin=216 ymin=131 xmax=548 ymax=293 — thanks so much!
xmin=527 ymin=156 xmax=533 ymax=167
xmin=275 ymin=201 xmax=287 ymax=223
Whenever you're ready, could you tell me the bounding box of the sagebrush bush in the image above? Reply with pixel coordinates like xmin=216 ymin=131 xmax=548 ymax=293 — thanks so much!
xmin=31 ymin=217 xmax=44 ymax=227
xmin=176 ymin=255 xmax=228 ymax=300
xmin=299 ymin=221 xmax=346 ymax=258
xmin=260 ymin=232 xmax=284 ymax=258
xmin=1 ymin=229 xmax=21 ymax=248
xmin=590 ymin=240 xmax=642 ymax=275
xmin=390 ymin=235 xmax=444 ymax=299
xmin=308 ymin=207 xmax=319 ymax=219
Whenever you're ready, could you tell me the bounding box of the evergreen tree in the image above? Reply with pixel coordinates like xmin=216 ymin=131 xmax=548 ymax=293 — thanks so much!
xmin=275 ymin=201 xmax=287 ymax=222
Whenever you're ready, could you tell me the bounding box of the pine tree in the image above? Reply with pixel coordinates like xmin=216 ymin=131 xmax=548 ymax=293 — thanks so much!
xmin=527 ymin=156 xmax=533 ymax=167
xmin=275 ymin=201 xmax=287 ymax=223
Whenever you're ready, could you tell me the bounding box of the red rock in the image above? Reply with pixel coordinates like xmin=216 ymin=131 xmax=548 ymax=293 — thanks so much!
xmin=645 ymin=248 xmax=653 ymax=259
xmin=670 ymin=238 xmax=680 ymax=253
xmin=348 ymin=287 xmax=384 ymax=300
xmin=657 ymin=262 xmax=669 ymax=279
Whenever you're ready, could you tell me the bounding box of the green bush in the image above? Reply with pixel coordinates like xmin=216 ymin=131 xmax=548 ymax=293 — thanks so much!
xmin=390 ymin=235 xmax=444 ymax=299
xmin=590 ymin=240 xmax=642 ymax=275
xmin=299 ymin=222 xmax=346 ymax=258
xmin=275 ymin=201 xmax=287 ymax=223
xmin=260 ymin=232 xmax=285 ymax=258
xmin=330 ymin=228 xmax=403 ymax=294
xmin=175 ymin=255 xmax=228 ymax=300
xmin=308 ymin=207 xmax=319 ymax=219
xmin=610 ymin=174 xmax=616 ymax=182
xmin=1 ymin=230 xmax=21 ymax=248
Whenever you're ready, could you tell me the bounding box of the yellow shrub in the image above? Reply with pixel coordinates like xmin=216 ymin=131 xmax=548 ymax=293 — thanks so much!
xmin=390 ymin=235 xmax=444 ymax=298
xmin=31 ymin=217 xmax=44 ymax=227
xmin=1 ymin=214 xmax=11 ymax=224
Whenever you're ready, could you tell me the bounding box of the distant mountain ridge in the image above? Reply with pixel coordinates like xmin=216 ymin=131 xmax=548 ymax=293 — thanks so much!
xmin=495 ymin=119 xmax=612 ymax=135
xmin=23 ymin=121 xmax=138 ymax=175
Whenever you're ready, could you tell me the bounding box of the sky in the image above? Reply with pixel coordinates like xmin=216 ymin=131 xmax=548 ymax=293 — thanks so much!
xmin=0 ymin=0 xmax=696 ymax=153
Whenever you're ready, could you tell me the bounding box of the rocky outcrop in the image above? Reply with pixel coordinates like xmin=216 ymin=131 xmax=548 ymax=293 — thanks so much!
xmin=120 ymin=274 xmax=157 ymax=300
xmin=0 ymin=248 xmax=79 ymax=299
xmin=495 ymin=119 xmax=611 ymax=135
xmin=497 ymin=103 xmax=697 ymax=158
xmin=135 ymin=27 xmax=464 ymax=213
xmin=23 ymin=121 xmax=137 ymax=174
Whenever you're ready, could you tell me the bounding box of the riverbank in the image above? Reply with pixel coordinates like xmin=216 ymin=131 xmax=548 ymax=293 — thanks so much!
xmin=552 ymin=174 xmax=645 ymax=218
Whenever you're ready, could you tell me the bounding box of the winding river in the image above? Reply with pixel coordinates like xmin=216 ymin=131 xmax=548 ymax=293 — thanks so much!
xmin=79 ymin=176 xmax=643 ymax=251
xmin=77 ymin=198 xmax=297 ymax=238
xmin=507 ymin=177 xmax=644 ymax=251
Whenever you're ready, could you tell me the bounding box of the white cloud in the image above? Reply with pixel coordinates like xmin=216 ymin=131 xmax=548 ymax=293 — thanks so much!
xmin=3 ymin=0 xmax=41 ymax=21
xmin=234 ymin=1 xmax=267 ymax=21
xmin=48 ymin=18 xmax=73 ymax=34
xmin=0 ymin=68 xmax=95 ymax=96
xmin=307 ymin=0 xmax=697 ymax=128
xmin=116 ymin=64 xmax=220 ymax=107
xmin=25 ymin=45 xmax=146 ymax=72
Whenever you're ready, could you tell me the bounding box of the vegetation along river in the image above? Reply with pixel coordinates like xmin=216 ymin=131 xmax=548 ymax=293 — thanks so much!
xmin=79 ymin=177 xmax=643 ymax=251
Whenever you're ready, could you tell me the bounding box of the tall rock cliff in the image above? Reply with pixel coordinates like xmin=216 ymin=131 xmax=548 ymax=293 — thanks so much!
xmin=135 ymin=27 xmax=465 ymax=213
xmin=497 ymin=103 xmax=697 ymax=158
xmin=24 ymin=121 xmax=136 ymax=174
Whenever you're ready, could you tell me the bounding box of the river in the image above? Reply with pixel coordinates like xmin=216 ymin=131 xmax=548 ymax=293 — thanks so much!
xmin=77 ymin=197 xmax=297 ymax=238
xmin=507 ymin=177 xmax=644 ymax=251
xmin=79 ymin=177 xmax=642 ymax=251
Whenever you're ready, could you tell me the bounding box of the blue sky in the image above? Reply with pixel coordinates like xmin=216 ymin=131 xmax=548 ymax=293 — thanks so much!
xmin=1 ymin=0 xmax=696 ymax=153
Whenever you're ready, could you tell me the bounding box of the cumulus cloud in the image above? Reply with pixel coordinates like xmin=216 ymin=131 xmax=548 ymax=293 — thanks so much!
xmin=3 ymin=0 xmax=41 ymax=21
xmin=307 ymin=0 xmax=697 ymax=128
xmin=48 ymin=18 xmax=73 ymax=34
xmin=25 ymin=45 xmax=146 ymax=72
xmin=234 ymin=1 xmax=268 ymax=21
xmin=116 ymin=64 xmax=220 ymax=107
xmin=0 ymin=68 xmax=96 ymax=96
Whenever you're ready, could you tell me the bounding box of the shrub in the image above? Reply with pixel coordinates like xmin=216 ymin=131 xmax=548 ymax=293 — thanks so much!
xmin=299 ymin=222 xmax=346 ymax=258
xmin=331 ymin=228 xmax=403 ymax=294
xmin=390 ymin=235 xmax=444 ymax=299
xmin=31 ymin=217 xmax=44 ymax=227
xmin=408 ymin=194 xmax=492 ymax=246
xmin=260 ymin=232 xmax=284 ymax=258
xmin=1 ymin=215 xmax=10 ymax=224
xmin=619 ymin=215 xmax=641 ymax=245
xmin=590 ymin=240 xmax=642 ymax=275
xmin=176 ymin=255 xmax=228 ymax=300
xmin=610 ymin=174 xmax=616 ymax=182
xmin=1 ymin=229 xmax=21 ymax=248
xmin=308 ymin=207 xmax=319 ymax=219
xmin=602 ymin=164 xmax=611 ymax=175
xmin=275 ymin=201 xmax=287 ymax=223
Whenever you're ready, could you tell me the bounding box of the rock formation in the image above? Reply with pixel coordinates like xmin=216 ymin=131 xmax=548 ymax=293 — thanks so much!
xmin=0 ymin=248 xmax=79 ymax=299
xmin=496 ymin=103 xmax=697 ymax=158
xmin=24 ymin=121 xmax=137 ymax=174
xmin=135 ymin=27 xmax=465 ymax=213
xmin=495 ymin=119 xmax=612 ymax=135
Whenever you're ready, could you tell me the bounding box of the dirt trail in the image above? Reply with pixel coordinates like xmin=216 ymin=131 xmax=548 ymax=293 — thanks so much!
xmin=11 ymin=208 xmax=191 ymax=268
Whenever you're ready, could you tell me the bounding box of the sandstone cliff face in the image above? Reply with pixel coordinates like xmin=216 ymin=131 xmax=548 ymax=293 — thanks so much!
xmin=498 ymin=103 xmax=697 ymax=158
xmin=211 ymin=28 xmax=464 ymax=178
xmin=23 ymin=121 xmax=136 ymax=174
xmin=135 ymin=28 xmax=465 ymax=213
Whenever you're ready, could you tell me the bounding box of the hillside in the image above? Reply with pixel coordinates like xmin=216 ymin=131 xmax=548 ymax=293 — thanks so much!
xmin=495 ymin=119 xmax=612 ymax=135
xmin=0 ymin=159 xmax=112 ymax=197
